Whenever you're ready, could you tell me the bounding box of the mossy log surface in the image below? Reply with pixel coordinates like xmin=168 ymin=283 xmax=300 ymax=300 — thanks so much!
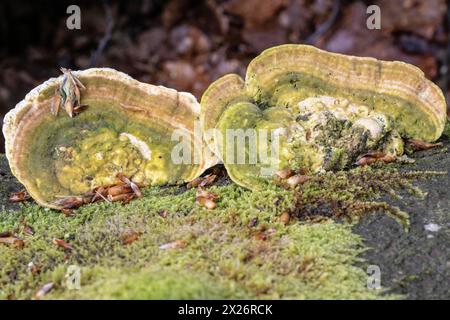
xmin=353 ymin=137 xmax=450 ymax=299
xmin=0 ymin=137 xmax=449 ymax=299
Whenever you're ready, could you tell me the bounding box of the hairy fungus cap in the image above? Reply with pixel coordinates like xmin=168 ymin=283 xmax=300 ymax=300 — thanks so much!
xmin=3 ymin=68 xmax=216 ymax=209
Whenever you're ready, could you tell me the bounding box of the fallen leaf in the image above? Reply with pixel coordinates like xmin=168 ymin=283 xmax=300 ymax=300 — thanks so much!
xmin=0 ymin=231 xmax=12 ymax=238
xmin=196 ymin=188 xmax=219 ymax=200
xmin=108 ymin=193 xmax=135 ymax=203
xmin=199 ymin=174 xmax=217 ymax=187
xmin=248 ymin=218 xmax=258 ymax=228
xmin=129 ymin=182 xmax=142 ymax=198
xmin=158 ymin=210 xmax=169 ymax=218
xmin=61 ymin=208 xmax=76 ymax=217
xmin=378 ymin=0 xmax=447 ymax=40
xmin=9 ymin=189 xmax=30 ymax=203
xmin=92 ymin=188 xmax=110 ymax=203
xmin=355 ymin=155 xmax=378 ymax=166
xmin=54 ymin=196 xmax=85 ymax=209
xmin=159 ymin=240 xmax=187 ymax=250
xmin=188 ymin=174 xmax=217 ymax=188
xmin=224 ymin=0 xmax=288 ymax=28
xmin=196 ymin=196 xmax=217 ymax=209
xmin=252 ymin=230 xmax=267 ymax=241
xmin=280 ymin=212 xmax=290 ymax=225
xmin=187 ymin=176 xmax=203 ymax=189
xmin=322 ymin=2 xmax=438 ymax=78
xmin=34 ymin=282 xmax=53 ymax=300
xmin=52 ymin=238 xmax=73 ymax=251
xmin=107 ymin=185 xmax=132 ymax=196
xmin=58 ymin=68 xmax=86 ymax=118
xmin=27 ymin=262 xmax=41 ymax=275
xmin=121 ymin=231 xmax=141 ymax=245
xmin=286 ymin=175 xmax=311 ymax=187
xmin=22 ymin=221 xmax=35 ymax=236
xmin=275 ymin=168 xmax=295 ymax=179
xmin=116 ymin=172 xmax=142 ymax=198
xmin=356 ymin=152 xmax=397 ymax=166
xmin=407 ymin=139 xmax=444 ymax=151
xmin=0 ymin=236 xmax=24 ymax=248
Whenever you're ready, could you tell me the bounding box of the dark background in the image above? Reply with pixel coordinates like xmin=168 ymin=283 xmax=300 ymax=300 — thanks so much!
xmin=1 ymin=0 xmax=449 ymax=152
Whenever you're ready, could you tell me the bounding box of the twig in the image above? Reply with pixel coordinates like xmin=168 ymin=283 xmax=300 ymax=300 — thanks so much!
xmin=89 ymin=0 xmax=114 ymax=67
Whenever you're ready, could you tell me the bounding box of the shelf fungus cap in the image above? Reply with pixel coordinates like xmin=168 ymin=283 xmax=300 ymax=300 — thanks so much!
xmin=201 ymin=44 xmax=447 ymax=190
xmin=3 ymin=68 xmax=217 ymax=209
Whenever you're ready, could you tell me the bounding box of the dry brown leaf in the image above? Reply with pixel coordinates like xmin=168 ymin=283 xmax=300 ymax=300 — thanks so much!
xmin=159 ymin=239 xmax=187 ymax=250
xmin=356 ymin=152 xmax=397 ymax=166
xmin=322 ymin=2 xmax=438 ymax=78
xmin=61 ymin=208 xmax=76 ymax=217
xmin=225 ymin=0 xmax=288 ymax=28
xmin=196 ymin=196 xmax=217 ymax=209
xmin=107 ymin=185 xmax=132 ymax=196
xmin=199 ymin=174 xmax=217 ymax=187
xmin=196 ymin=188 xmax=219 ymax=200
xmin=188 ymin=174 xmax=217 ymax=188
xmin=0 ymin=231 xmax=12 ymax=238
xmin=378 ymin=0 xmax=447 ymax=40
xmin=22 ymin=221 xmax=35 ymax=236
xmin=248 ymin=218 xmax=258 ymax=228
xmin=54 ymin=196 xmax=85 ymax=209
xmin=108 ymin=193 xmax=135 ymax=203
xmin=158 ymin=210 xmax=169 ymax=218
xmin=275 ymin=168 xmax=295 ymax=179
xmin=280 ymin=212 xmax=290 ymax=225
xmin=252 ymin=230 xmax=267 ymax=241
xmin=52 ymin=238 xmax=73 ymax=251
xmin=9 ymin=189 xmax=30 ymax=203
xmin=187 ymin=176 xmax=203 ymax=189
xmin=121 ymin=231 xmax=141 ymax=245
xmin=0 ymin=236 xmax=25 ymax=249
xmin=27 ymin=262 xmax=41 ymax=275
xmin=116 ymin=172 xmax=142 ymax=198
xmin=130 ymin=182 xmax=142 ymax=198
xmin=407 ymin=139 xmax=444 ymax=151
xmin=286 ymin=175 xmax=311 ymax=187
xmin=34 ymin=282 xmax=53 ymax=300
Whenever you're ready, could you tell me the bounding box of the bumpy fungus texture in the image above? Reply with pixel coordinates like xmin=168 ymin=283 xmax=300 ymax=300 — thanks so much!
xmin=3 ymin=68 xmax=216 ymax=209
xmin=201 ymin=44 xmax=447 ymax=190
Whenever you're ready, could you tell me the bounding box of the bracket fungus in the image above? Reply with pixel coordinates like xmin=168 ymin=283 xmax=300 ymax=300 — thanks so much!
xmin=201 ymin=44 xmax=447 ymax=190
xmin=3 ymin=68 xmax=216 ymax=209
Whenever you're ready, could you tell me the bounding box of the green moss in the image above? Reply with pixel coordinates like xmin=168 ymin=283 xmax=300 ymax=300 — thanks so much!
xmin=51 ymin=266 xmax=245 ymax=300
xmin=443 ymin=120 xmax=450 ymax=138
xmin=5 ymin=148 xmax=442 ymax=300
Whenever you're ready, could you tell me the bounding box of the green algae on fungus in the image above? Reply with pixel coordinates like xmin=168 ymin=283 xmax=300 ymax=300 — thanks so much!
xmin=200 ymin=44 xmax=447 ymax=190
xmin=2 ymin=68 xmax=217 ymax=209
